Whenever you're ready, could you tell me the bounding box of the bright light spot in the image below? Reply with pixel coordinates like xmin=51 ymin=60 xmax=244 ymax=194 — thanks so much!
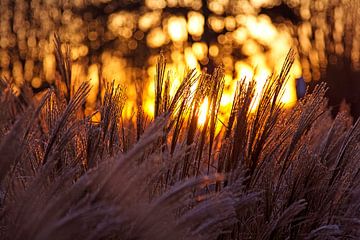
xmin=225 ymin=16 xmax=236 ymax=31
xmin=139 ymin=11 xmax=161 ymax=31
xmin=209 ymin=44 xmax=219 ymax=57
xmin=209 ymin=16 xmax=224 ymax=32
xmin=184 ymin=47 xmax=199 ymax=69
xmin=147 ymin=27 xmax=167 ymax=48
xmin=145 ymin=0 xmax=166 ymax=9
xmin=192 ymin=42 xmax=207 ymax=60
xmin=198 ymin=97 xmax=209 ymax=126
xmin=168 ymin=16 xmax=188 ymax=42
xmin=188 ymin=11 xmax=204 ymax=37
xmin=251 ymin=69 xmax=270 ymax=111
xmin=242 ymin=39 xmax=261 ymax=56
xmin=208 ymin=0 xmax=228 ymax=15
xmin=169 ymin=73 xmax=181 ymax=97
xmin=87 ymin=64 xmax=99 ymax=105
xmin=235 ymin=61 xmax=254 ymax=81
xmin=101 ymin=52 xmax=127 ymax=86
xmin=281 ymin=79 xmax=297 ymax=107
xmin=108 ymin=12 xmax=136 ymax=39
xmin=233 ymin=27 xmax=248 ymax=44
xmin=31 ymin=77 xmax=42 ymax=89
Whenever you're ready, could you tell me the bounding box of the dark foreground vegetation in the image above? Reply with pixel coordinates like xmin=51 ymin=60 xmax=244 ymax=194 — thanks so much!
xmin=0 ymin=45 xmax=359 ymax=239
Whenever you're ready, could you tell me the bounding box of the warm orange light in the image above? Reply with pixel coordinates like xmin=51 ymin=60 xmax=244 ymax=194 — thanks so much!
xmin=188 ymin=11 xmax=204 ymax=37
xmin=167 ymin=16 xmax=188 ymax=42
xmin=1 ymin=3 xmax=304 ymax=126
xmin=43 ymin=54 xmax=56 ymax=82
xmin=198 ymin=97 xmax=209 ymax=126
xmin=192 ymin=42 xmax=207 ymax=60
xmin=147 ymin=27 xmax=167 ymax=48
xmin=31 ymin=77 xmax=42 ymax=89
xmin=184 ymin=47 xmax=199 ymax=70
xmin=139 ymin=11 xmax=161 ymax=32
xmin=87 ymin=64 xmax=99 ymax=106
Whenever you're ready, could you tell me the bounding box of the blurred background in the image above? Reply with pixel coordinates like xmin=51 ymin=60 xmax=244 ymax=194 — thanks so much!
xmin=0 ymin=0 xmax=359 ymax=118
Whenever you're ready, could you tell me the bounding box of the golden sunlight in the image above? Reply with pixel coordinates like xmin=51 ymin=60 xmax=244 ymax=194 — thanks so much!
xmin=167 ymin=16 xmax=188 ymax=42
xmin=1 ymin=0 xmax=333 ymax=126
xmin=198 ymin=97 xmax=209 ymax=126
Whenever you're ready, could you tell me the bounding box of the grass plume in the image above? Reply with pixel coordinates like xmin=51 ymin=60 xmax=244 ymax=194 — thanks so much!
xmin=0 ymin=48 xmax=359 ymax=240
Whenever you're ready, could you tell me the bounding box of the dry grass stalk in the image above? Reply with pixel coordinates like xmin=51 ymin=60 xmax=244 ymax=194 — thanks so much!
xmin=0 ymin=47 xmax=359 ymax=239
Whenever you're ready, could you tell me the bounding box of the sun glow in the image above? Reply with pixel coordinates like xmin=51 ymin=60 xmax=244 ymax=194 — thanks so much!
xmin=198 ymin=97 xmax=209 ymax=126
xmin=140 ymin=48 xmax=300 ymax=127
xmin=167 ymin=16 xmax=188 ymax=42
xmin=0 ymin=0 xmax=307 ymax=128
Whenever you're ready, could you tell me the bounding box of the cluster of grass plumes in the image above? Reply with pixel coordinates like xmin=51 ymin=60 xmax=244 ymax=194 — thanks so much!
xmin=0 ymin=46 xmax=360 ymax=240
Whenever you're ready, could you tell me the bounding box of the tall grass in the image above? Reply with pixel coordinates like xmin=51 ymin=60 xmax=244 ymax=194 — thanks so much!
xmin=0 ymin=43 xmax=359 ymax=239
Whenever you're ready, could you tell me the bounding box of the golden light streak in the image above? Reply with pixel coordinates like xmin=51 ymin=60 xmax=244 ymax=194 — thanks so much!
xmin=184 ymin=47 xmax=199 ymax=70
xmin=43 ymin=53 xmax=56 ymax=83
xmin=198 ymin=97 xmax=209 ymax=126
xmin=86 ymin=64 xmax=101 ymax=122
xmin=87 ymin=64 xmax=99 ymax=105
